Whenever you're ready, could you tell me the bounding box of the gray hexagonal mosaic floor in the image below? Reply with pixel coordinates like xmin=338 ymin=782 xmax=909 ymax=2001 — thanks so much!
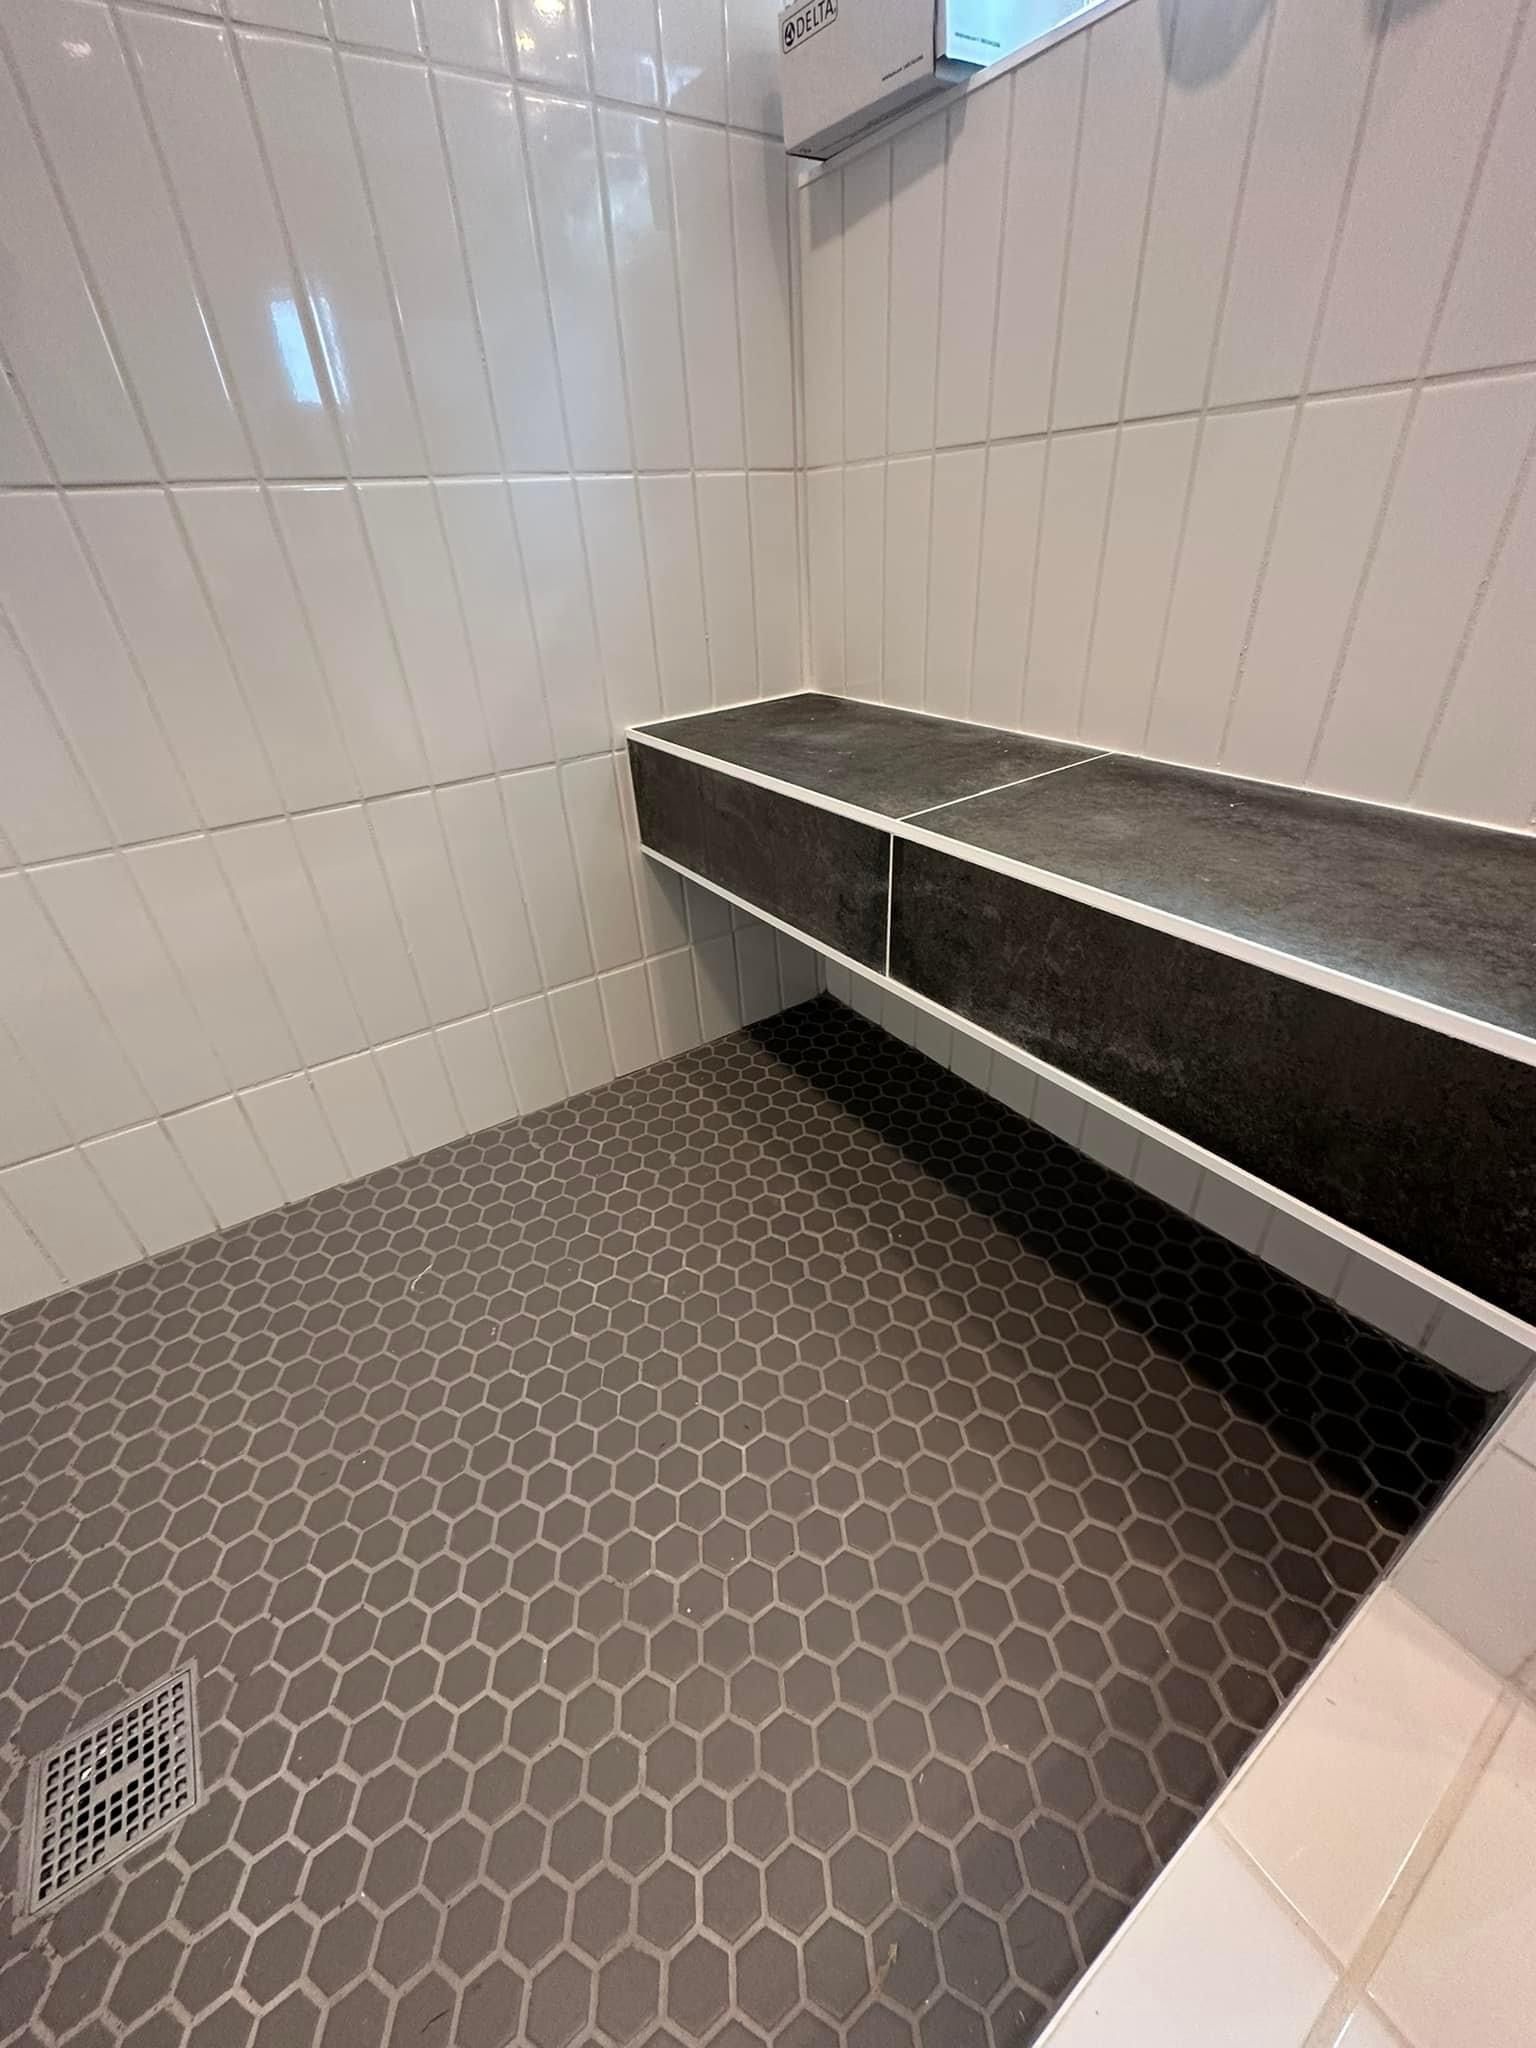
xmin=0 ymin=996 xmax=1490 ymax=2048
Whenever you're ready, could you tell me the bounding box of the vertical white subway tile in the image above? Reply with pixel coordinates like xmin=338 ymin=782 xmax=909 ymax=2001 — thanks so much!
xmin=436 ymin=73 xmax=569 ymax=474
xmin=947 ymin=1027 xmax=993 ymax=1091
xmin=841 ymin=146 xmax=892 ymax=465
xmin=669 ymin=120 xmax=746 ymax=469
xmin=2 ymin=1149 xmax=139 ymax=1283
xmin=882 ymin=456 xmax=933 ymax=713
xmin=696 ymin=472 xmax=758 ymax=704
xmin=165 ymin=1098 xmax=285 ymax=1226
xmin=748 ymin=472 xmax=800 ymax=701
xmin=0 ymin=53 xmax=151 ymax=483
xmin=268 ymin=483 xmax=428 ymax=796
xmin=1392 ymin=1450 xmax=1536 ymax=1674
xmin=8 ymin=0 xmax=246 ymax=477
xmin=1260 ymin=1209 xmax=1351 ymax=1301
xmin=1080 ymin=416 xmax=1199 ymax=753
xmin=0 ymin=872 xmax=152 ymax=1142
xmin=598 ymin=108 xmax=690 ymax=470
xmin=842 ymin=462 xmax=886 ymax=699
xmin=924 ymin=449 xmax=986 ymax=721
xmin=367 ymin=790 xmax=486 ymax=1024
xmin=549 ymin=979 xmax=615 ymax=1094
xmin=1124 ymin=0 xmax=1268 ymax=422
xmin=991 ymin=41 xmax=1084 ymax=441
xmin=239 ymin=1073 xmax=347 ymax=1203
xmin=1079 ymin=1102 xmax=1139 ymax=1180
xmin=175 ymin=485 xmax=356 ymax=814
xmin=509 ymin=0 xmax=589 ymax=91
xmin=725 ymin=0 xmax=780 ymax=132
xmin=0 ymin=1021 xmax=68 ymax=1171
xmin=562 ymin=755 xmax=643 ymax=972
xmin=1023 ymin=427 xmax=1115 ymax=737
xmin=695 ymin=932 xmax=743 ymax=1040
xmin=685 ymin=879 xmax=732 ymax=943
xmin=127 ymin=834 xmax=299 ymax=1090
xmin=419 ymin=0 xmax=507 ymax=72
xmin=291 ymin=804 xmax=427 ymax=1045
xmin=1193 ymin=1172 xmax=1273 ymax=1254
xmin=123 ymin=9 xmax=342 ymax=480
xmin=0 ymin=1194 xmax=63 ymax=1315
xmin=1211 ymin=0 xmax=1376 ymax=408
xmin=648 ymin=948 xmax=703 ymax=1056
xmin=846 ymin=972 xmax=882 ymax=1025
xmin=658 ymin=0 xmax=727 ymax=124
xmin=0 ymin=365 xmax=48 ymax=488
xmin=911 ymin=1003 xmax=952 ymax=1069
xmin=32 ymin=854 xmax=227 ymax=1113
xmin=775 ymin=932 xmax=818 ymax=1010
xmin=239 ymin=29 xmax=425 ymax=476
xmin=0 ymin=620 xmax=108 ymax=864
xmin=375 ymin=1031 xmax=464 ymax=1156
xmin=71 ymin=489 xmax=280 ymax=828
xmin=435 ymin=478 xmax=555 ymax=773
xmin=328 ymin=0 xmax=420 ymax=54
xmin=577 ymin=476 xmax=663 ymax=731
xmin=309 ymin=1052 xmax=409 ymax=1179
xmin=887 ymin=116 xmax=947 ymax=456
xmin=971 ymin=439 xmax=1044 ymax=730
xmin=435 ymin=1013 xmax=518 ymax=1134
xmin=1434 ymin=10 xmax=1536 ymax=376
xmin=215 ymin=818 xmax=365 ymax=1066
xmin=500 ymin=768 xmax=595 ymax=988
xmin=1416 ymin=457 xmax=1536 ymax=829
xmin=1053 ymin=0 xmax=1167 ymax=430
xmin=801 ymin=171 xmax=844 ymax=469
xmin=734 ymin=921 xmax=780 ymax=1026
xmin=435 ymin=779 xmax=542 ymax=1009
xmin=600 ymin=961 xmax=661 ymax=1075
xmin=1146 ymin=405 xmax=1292 ymax=766
xmin=494 ymin=995 xmax=566 ymax=1114
xmin=1312 ymin=372 xmax=1536 ymax=806
xmin=1423 ymin=1303 xmax=1533 ymax=1395
xmin=639 ymin=474 xmax=713 ymax=715
xmin=356 ymin=480 xmax=491 ymax=784
xmin=0 ymin=493 xmax=196 ymax=843
xmin=508 ymin=477 xmax=612 ymax=756
xmin=522 ymin=90 xmax=632 ymax=471
xmin=935 ymin=86 xmax=1011 ymax=450
xmin=806 ymin=466 xmax=844 ymax=694
xmin=590 ymin=0 xmax=661 ymax=106
xmin=1336 ymin=1255 xmax=1438 ymax=1350
xmin=1223 ymin=388 xmax=1408 ymax=787
xmin=229 ymin=0 xmax=326 ymax=30
xmin=1132 ymin=1133 xmax=1204 ymax=1215
xmin=1031 ymin=1074 xmax=1086 ymax=1147
xmin=342 ymin=53 xmax=497 ymax=477
xmin=731 ymin=134 xmax=795 ymax=468
xmin=83 ymin=1123 xmax=214 ymax=1257
xmin=1314 ymin=0 xmax=1523 ymax=393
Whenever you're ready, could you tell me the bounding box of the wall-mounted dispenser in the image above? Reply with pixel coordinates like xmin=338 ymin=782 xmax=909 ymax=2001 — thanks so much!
xmin=779 ymin=0 xmax=1094 ymax=160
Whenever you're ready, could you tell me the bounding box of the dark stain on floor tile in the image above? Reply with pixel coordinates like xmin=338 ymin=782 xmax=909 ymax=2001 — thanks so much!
xmin=0 ymin=996 xmax=1489 ymax=2048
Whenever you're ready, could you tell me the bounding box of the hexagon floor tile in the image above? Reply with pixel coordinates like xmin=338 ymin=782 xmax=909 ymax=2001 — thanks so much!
xmin=0 ymin=996 xmax=1490 ymax=2048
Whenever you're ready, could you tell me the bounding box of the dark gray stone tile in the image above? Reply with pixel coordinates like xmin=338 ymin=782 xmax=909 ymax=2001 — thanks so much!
xmin=891 ymin=838 xmax=1536 ymax=1324
xmin=636 ymin=693 xmax=1101 ymax=821
xmin=917 ymin=753 xmax=1536 ymax=1040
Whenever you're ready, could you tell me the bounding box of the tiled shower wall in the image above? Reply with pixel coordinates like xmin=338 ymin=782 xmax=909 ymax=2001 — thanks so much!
xmin=0 ymin=0 xmax=811 ymax=1313
xmin=800 ymin=0 xmax=1536 ymax=833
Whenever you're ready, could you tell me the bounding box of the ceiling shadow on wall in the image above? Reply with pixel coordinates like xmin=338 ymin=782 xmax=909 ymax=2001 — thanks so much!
xmin=1159 ymin=0 xmax=1271 ymax=87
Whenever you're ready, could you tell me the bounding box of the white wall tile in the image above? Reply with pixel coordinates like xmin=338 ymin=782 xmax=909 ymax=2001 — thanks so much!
xmin=367 ymin=790 xmax=485 ymax=1024
xmin=1259 ymin=1210 xmax=1350 ymax=1302
xmin=522 ymin=90 xmax=633 ymax=471
xmin=1031 ymin=1075 xmax=1086 ymax=1148
xmin=494 ymin=995 xmax=566 ymax=1114
xmin=670 ymin=120 xmax=746 ymax=468
xmin=842 ymin=463 xmax=886 ymax=699
xmin=806 ymin=465 xmax=845 ymax=693
xmin=599 ymin=108 xmax=690 ymax=471
xmin=641 ymin=473 xmax=713 ymax=714
xmin=934 ymin=87 xmax=1011 ymax=450
xmin=841 ymin=147 xmax=891 ymax=466
xmin=2 ymin=1148 xmax=140 ymax=1284
xmin=510 ymin=0 xmax=589 ymax=91
xmin=648 ymin=948 xmax=703 ymax=1058
xmin=734 ymin=921 xmax=779 ymax=1026
xmin=0 ymin=349 xmax=48 ymax=488
xmin=1192 ymin=1171 xmax=1272 ymax=1255
xmin=292 ymin=803 xmax=427 ymax=1046
xmin=659 ymin=0 xmax=727 ymax=125
xmin=71 ymin=489 xmax=281 ymax=828
xmin=562 ymin=755 xmax=643 ymax=972
xmin=1222 ymin=389 xmax=1409 ymax=787
xmin=0 ymin=1021 xmax=68 ymax=1172
xmin=886 ymin=117 xmax=947 ymax=457
xmin=501 ymin=768 xmax=595 ymax=988
xmin=775 ymin=932 xmax=818 ymax=1010
xmin=375 ymin=1031 xmax=463 ymax=1156
xmin=329 ymin=0 xmax=420 ymax=56
xmin=0 ymin=617 xmax=109 ymax=865
xmin=419 ymin=0 xmax=506 ymax=72
xmin=590 ymin=0 xmax=660 ymax=106
xmin=549 ymin=978 xmax=615 ymax=1095
xmin=240 ymin=1073 xmax=347 ymax=1203
xmin=685 ymin=877 xmax=731 ymax=942
xmin=436 ymin=779 xmax=542 ymax=1009
xmin=1023 ymin=428 xmax=1115 ymax=736
xmin=924 ymin=449 xmax=986 ymax=721
xmin=1395 ymin=1449 xmax=1536 ymax=1675
xmin=164 ymin=1097 xmax=282 ymax=1220
xmin=724 ymin=0 xmax=780 ymax=133
xmin=0 ymin=1195 xmax=63 ymax=1315
xmin=436 ymin=478 xmax=556 ymax=773
xmin=696 ymin=471 xmax=758 ymax=702
xmin=215 ymin=818 xmax=365 ymax=1066
xmin=1131 ymin=1133 xmax=1204 ymax=1215
xmin=1336 ymin=1255 xmax=1437 ymax=1351
xmin=436 ymin=1013 xmax=518 ymax=1135
xmin=1052 ymin=0 xmax=1167 ymax=431
xmin=1078 ymin=1102 xmax=1138 ymax=1180
xmin=801 ymin=170 xmax=845 ymax=469
xmin=240 ymin=29 xmax=425 ymax=476
xmin=1313 ymin=0 xmax=1523 ymax=394
xmin=1421 ymin=1303 xmax=1533 ymax=1397
xmin=308 ymin=1052 xmax=408 ymax=1179
xmin=882 ymin=456 xmax=933 ymax=713
xmin=695 ymin=932 xmax=743 ymax=1040
xmin=1433 ymin=8 xmax=1536 ymax=377
xmin=990 ymin=36 xmax=1085 ymax=441
xmin=947 ymin=1027 xmax=993 ymax=1092
xmin=971 ymin=440 xmax=1044 ymax=730
xmin=748 ymin=472 xmax=800 ymax=699
xmin=1145 ymin=405 xmax=1291 ymax=765
xmin=731 ymin=133 xmax=795 ymax=468
xmin=508 ymin=477 xmax=612 ymax=755
xmin=600 ymin=961 xmax=660 ymax=1076
xmin=436 ymin=73 xmax=569 ymax=474
xmin=1312 ymin=372 xmax=1536 ymax=807
xmin=8 ymin=0 xmax=246 ymax=478
xmin=83 ymin=1122 xmax=214 ymax=1258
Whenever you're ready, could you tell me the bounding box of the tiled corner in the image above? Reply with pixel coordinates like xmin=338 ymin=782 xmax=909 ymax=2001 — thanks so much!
xmin=1393 ymin=1448 xmax=1536 ymax=1677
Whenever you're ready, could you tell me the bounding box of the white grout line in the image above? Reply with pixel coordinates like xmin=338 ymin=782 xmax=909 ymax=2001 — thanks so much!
xmin=901 ymin=750 xmax=1105 ymax=819
xmin=627 ymin=726 xmax=1536 ymax=1070
xmin=634 ymin=837 xmax=1536 ymax=1357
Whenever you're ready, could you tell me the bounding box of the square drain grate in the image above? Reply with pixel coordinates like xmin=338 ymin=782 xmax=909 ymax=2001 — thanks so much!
xmin=19 ymin=1665 xmax=201 ymax=1920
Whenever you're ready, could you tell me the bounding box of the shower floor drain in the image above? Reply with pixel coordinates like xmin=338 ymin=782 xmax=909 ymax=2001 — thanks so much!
xmin=19 ymin=1666 xmax=201 ymax=1920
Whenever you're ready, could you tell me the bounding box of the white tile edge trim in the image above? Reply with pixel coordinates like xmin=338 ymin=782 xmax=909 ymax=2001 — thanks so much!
xmin=638 ymin=840 xmax=1536 ymax=1370
xmin=627 ymin=728 xmax=1536 ymax=1070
